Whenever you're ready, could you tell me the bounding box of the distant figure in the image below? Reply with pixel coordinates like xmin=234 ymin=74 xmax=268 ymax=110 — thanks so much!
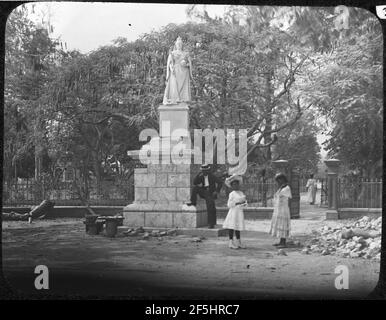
xmin=306 ymin=173 xmax=317 ymax=205
xmin=186 ymin=164 xmax=223 ymax=228
xmin=163 ymin=36 xmax=193 ymax=105
xmin=270 ymin=173 xmax=292 ymax=248
xmin=223 ymin=175 xmax=247 ymax=249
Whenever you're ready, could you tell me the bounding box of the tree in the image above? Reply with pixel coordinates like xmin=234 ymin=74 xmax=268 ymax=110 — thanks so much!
xmin=271 ymin=112 xmax=321 ymax=174
xmin=295 ymin=9 xmax=382 ymax=177
xmin=46 ymin=42 xmax=155 ymax=191
xmin=4 ymin=4 xmax=61 ymax=183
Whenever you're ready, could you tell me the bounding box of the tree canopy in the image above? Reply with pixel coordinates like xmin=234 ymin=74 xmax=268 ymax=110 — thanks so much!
xmin=4 ymin=4 xmax=383 ymax=184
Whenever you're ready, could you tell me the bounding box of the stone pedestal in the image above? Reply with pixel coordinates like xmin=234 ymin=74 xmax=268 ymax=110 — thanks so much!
xmin=124 ymin=103 xmax=207 ymax=228
xmin=123 ymin=163 xmax=207 ymax=228
xmin=159 ymin=103 xmax=189 ymax=139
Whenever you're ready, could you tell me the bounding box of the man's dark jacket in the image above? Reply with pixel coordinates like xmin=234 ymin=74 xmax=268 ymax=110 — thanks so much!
xmin=193 ymin=172 xmax=223 ymax=194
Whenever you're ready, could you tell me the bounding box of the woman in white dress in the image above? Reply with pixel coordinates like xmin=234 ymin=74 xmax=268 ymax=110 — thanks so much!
xmin=223 ymin=175 xmax=247 ymax=249
xmin=270 ymin=173 xmax=292 ymax=248
xmin=306 ymin=174 xmax=317 ymax=205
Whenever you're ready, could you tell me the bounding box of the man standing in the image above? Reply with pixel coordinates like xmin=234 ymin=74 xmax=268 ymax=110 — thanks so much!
xmin=186 ymin=164 xmax=223 ymax=228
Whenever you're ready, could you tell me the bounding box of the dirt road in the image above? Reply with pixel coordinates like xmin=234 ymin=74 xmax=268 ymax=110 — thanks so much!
xmin=2 ymin=217 xmax=379 ymax=299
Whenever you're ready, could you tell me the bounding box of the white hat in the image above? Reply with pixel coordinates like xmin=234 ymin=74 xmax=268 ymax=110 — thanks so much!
xmin=225 ymin=175 xmax=243 ymax=188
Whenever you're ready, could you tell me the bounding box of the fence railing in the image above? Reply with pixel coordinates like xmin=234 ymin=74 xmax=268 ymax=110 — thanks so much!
xmin=338 ymin=177 xmax=382 ymax=209
xmin=242 ymin=178 xmax=276 ymax=207
xmin=2 ymin=178 xmax=134 ymax=206
xmin=215 ymin=175 xmax=276 ymax=208
xmin=299 ymin=178 xmax=308 ymax=193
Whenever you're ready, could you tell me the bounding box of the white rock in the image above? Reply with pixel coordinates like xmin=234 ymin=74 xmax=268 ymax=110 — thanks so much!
xmin=350 ymin=252 xmax=360 ymax=258
xmin=369 ymin=242 xmax=380 ymax=250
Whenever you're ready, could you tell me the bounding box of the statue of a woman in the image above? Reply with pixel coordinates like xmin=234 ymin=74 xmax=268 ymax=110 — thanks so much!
xmin=163 ymin=36 xmax=193 ymax=105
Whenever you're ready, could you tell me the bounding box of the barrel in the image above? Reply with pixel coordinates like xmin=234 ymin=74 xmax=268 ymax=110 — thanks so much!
xmin=87 ymin=223 xmax=98 ymax=235
xmin=105 ymin=219 xmax=118 ymax=237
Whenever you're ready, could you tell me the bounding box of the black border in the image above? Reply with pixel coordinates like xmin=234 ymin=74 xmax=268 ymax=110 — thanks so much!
xmin=0 ymin=0 xmax=385 ymax=310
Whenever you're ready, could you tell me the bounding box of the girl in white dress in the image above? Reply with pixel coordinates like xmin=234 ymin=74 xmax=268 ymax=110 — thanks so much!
xmin=223 ymin=175 xmax=247 ymax=249
xmin=270 ymin=173 xmax=292 ymax=248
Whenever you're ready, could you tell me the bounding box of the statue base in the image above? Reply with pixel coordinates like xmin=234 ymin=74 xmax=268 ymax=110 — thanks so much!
xmin=123 ymin=164 xmax=208 ymax=228
xmin=124 ymin=103 xmax=208 ymax=229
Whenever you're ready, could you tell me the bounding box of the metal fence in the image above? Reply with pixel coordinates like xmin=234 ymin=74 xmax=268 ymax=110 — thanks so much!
xmin=242 ymin=177 xmax=276 ymax=207
xmin=216 ymin=177 xmax=276 ymax=207
xmin=299 ymin=178 xmax=308 ymax=193
xmin=2 ymin=178 xmax=134 ymax=206
xmin=338 ymin=177 xmax=382 ymax=208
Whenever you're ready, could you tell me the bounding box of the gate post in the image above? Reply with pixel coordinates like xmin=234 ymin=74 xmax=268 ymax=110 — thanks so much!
xmin=324 ymin=159 xmax=341 ymax=219
xmin=289 ymin=167 xmax=300 ymax=219
xmin=272 ymin=160 xmax=300 ymax=219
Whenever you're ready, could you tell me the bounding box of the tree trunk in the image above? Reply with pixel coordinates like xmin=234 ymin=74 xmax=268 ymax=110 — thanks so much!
xmin=264 ymin=70 xmax=273 ymax=161
xmin=83 ymin=164 xmax=89 ymax=200
xmin=92 ymin=151 xmax=102 ymax=197
xmin=3 ymin=200 xmax=55 ymax=221
xmin=34 ymin=148 xmax=41 ymax=181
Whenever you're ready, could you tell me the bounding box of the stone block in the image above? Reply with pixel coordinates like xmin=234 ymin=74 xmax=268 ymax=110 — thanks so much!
xmin=163 ymin=164 xmax=177 ymax=172
xmin=155 ymin=173 xmax=168 ymax=187
xmin=125 ymin=201 xmax=156 ymax=211
xmin=168 ymin=173 xmax=190 ymax=187
xmin=123 ymin=211 xmax=145 ymax=227
xmin=173 ymin=211 xmax=198 ymax=228
xmin=159 ymin=104 xmax=189 ymax=139
xmin=147 ymin=164 xmax=161 ymax=173
xmin=177 ymin=187 xmax=191 ymax=201
xmin=326 ymin=210 xmax=339 ymax=220
xmin=134 ymin=172 xmax=156 ymax=187
xmin=175 ymin=164 xmax=191 ymax=173
xmin=148 ymin=164 xmax=177 ymax=173
xmin=153 ymin=201 xmax=183 ymax=211
xmin=148 ymin=187 xmax=176 ymax=201
xmin=135 ymin=187 xmax=147 ymax=201
xmin=135 ymin=167 xmax=148 ymax=174
xmin=145 ymin=212 xmax=173 ymax=228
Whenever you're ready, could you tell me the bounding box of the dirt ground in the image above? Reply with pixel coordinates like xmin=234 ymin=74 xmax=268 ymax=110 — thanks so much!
xmin=1 ymin=193 xmax=381 ymax=299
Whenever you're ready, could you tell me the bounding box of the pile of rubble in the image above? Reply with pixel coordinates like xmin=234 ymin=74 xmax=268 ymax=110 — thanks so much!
xmin=302 ymin=216 xmax=382 ymax=260
xmin=124 ymin=226 xmax=178 ymax=239
xmin=123 ymin=227 xmax=205 ymax=242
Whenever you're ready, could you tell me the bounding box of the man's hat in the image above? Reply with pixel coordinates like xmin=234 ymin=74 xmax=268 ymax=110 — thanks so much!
xmin=225 ymin=175 xmax=243 ymax=188
xmin=200 ymin=164 xmax=211 ymax=171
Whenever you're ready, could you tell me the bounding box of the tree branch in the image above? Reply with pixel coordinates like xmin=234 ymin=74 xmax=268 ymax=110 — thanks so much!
xmin=272 ymin=55 xmax=309 ymax=105
xmin=247 ymin=134 xmax=278 ymax=157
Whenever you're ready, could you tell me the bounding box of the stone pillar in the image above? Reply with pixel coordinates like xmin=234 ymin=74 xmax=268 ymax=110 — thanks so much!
xmin=272 ymin=160 xmax=300 ymax=219
xmin=123 ymin=103 xmax=207 ymax=228
xmin=289 ymin=167 xmax=300 ymax=219
xmin=324 ymin=159 xmax=341 ymax=219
